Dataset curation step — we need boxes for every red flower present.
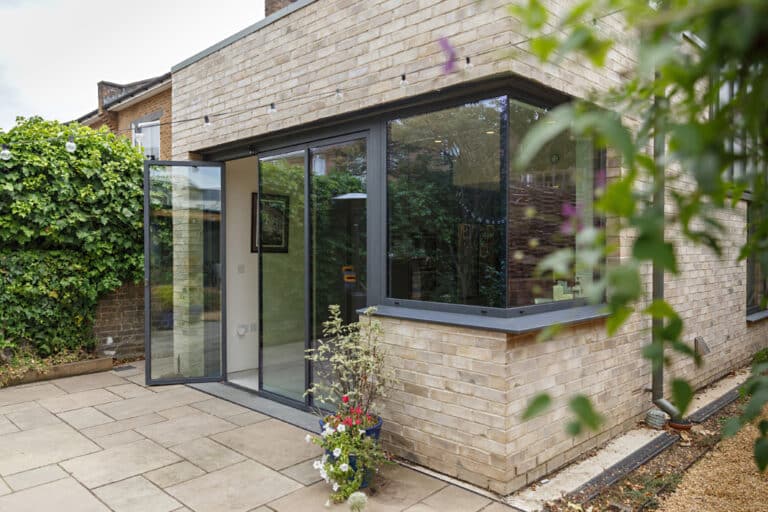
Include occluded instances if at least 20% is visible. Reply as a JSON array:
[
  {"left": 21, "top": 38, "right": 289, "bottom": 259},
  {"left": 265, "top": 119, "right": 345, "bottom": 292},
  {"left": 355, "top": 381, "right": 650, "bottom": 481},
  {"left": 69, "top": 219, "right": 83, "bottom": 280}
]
[{"left": 342, "top": 395, "right": 349, "bottom": 404}]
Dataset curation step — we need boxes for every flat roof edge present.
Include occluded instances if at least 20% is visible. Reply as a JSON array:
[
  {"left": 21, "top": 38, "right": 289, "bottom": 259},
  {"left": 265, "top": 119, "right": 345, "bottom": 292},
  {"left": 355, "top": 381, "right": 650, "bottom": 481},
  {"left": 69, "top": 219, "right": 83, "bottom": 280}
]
[{"left": 172, "top": 0, "right": 319, "bottom": 73}]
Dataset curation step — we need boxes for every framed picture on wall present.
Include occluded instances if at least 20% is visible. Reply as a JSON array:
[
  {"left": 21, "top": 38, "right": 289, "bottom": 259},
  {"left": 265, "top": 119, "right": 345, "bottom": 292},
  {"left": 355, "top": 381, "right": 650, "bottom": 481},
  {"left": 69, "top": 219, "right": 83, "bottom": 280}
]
[
  {"left": 260, "top": 194, "right": 290, "bottom": 253},
  {"left": 250, "top": 193, "right": 259, "bottom": 253}
]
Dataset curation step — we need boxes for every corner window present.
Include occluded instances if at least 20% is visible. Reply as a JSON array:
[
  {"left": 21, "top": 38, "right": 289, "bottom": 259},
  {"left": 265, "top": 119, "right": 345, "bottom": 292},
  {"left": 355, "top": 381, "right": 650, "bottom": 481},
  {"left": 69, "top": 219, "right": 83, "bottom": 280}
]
[
  {"left": 386, "top": 94, "right": 599, "bottom": 312},
  {"left": 133, "top": 121, "right": 160, "bottom": 160}
]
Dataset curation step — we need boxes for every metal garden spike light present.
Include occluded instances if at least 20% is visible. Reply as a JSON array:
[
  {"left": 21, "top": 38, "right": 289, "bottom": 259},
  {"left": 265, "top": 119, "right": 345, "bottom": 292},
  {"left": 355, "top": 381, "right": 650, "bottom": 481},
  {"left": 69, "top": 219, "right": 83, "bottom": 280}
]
[
  {"left": 65, "top": 135, "right": 77, "bottom": 153},
  {"left": 204, "top": 115, "right": 212, "bottom": 129},
  {"left": 399, "top": 74, "right": 408, "bottom": 87},
  {"left": 0, "top": 144, "right": 10, "bottom": 161},
  {"left": 267, "top": 102, "right": 277, "bottom": 114}
]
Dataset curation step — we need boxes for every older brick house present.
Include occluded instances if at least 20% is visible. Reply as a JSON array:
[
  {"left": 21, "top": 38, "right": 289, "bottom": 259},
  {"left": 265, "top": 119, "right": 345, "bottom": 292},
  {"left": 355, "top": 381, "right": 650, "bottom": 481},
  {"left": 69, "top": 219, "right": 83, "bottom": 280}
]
[
  {"left": 107, "top": 0, "right": 768, "bottom": 495},
  {"left": 75, "top": 72, "right": 172, "bottom": 360}
]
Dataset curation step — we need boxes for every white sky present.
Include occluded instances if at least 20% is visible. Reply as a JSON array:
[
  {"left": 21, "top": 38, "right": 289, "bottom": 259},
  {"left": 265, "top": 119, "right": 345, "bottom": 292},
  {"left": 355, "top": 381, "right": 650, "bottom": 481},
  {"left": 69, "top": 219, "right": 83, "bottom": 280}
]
[{"left": 0, "top": 0, "right": 266, "bottom": 130}]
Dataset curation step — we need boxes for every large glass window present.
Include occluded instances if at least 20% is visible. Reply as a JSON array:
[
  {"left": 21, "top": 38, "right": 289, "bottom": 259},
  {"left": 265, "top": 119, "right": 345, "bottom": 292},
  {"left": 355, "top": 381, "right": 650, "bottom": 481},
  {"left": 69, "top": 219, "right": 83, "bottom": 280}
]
[
  {"left": 386, "top": 95, "right": 597, "bottom": 311},
  {"left": 387, "top": 97, "right": 507, "bottom": 307}
]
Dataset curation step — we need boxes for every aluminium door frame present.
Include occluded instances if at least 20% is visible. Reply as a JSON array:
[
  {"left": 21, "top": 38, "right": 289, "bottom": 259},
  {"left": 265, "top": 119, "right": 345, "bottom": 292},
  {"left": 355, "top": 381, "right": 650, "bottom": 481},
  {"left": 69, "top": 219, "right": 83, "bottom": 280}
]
[{"left": 144, "top": 159, "right": 227, "bottom": 386}]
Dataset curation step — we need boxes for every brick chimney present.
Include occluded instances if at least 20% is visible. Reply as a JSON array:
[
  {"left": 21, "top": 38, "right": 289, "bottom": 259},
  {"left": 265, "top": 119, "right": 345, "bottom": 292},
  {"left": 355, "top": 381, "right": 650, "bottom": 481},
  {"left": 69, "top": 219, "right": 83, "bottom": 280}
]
[{"left": 265, "top": 0, "right": 298, "bottom": 17}]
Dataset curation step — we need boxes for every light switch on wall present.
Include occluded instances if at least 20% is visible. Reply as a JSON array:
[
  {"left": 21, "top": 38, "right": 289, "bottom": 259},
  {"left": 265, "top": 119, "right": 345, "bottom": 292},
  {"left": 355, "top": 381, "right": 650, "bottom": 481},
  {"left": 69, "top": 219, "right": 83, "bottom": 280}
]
[
  {"left": 237, "top": 264, "right": 246, "bottom": 274},
  {"left": 236, "top": 325, "right": 248, "bottom": 336}
]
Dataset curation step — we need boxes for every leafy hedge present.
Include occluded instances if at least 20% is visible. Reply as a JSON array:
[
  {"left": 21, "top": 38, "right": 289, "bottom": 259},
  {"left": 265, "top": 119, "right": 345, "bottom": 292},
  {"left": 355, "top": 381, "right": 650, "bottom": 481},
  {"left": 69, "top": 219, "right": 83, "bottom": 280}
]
[{"left": 0, "top": 117, "right": 144, "bottom": 355}]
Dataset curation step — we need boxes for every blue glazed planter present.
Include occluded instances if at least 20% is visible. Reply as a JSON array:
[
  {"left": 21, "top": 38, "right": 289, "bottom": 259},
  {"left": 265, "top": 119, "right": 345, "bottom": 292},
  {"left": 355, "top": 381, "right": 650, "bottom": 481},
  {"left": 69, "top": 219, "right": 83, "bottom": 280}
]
[{"left": 318, "top": 416, "right": 383, "bottom": 489}]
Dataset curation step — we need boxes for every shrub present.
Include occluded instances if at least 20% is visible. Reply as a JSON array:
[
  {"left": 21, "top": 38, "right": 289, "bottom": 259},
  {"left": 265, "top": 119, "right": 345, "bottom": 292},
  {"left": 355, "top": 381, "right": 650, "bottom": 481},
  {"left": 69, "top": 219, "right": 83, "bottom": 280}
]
[{"left": 0, "top": 117, "right": 143, "bottom": 355}]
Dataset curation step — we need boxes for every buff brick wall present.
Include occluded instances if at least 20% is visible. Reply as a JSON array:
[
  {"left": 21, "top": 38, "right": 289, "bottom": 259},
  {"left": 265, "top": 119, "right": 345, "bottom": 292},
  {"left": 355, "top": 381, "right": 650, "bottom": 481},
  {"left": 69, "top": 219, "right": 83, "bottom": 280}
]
[{"left": 169, "top": 0, "right": 768, "bottom": 495}]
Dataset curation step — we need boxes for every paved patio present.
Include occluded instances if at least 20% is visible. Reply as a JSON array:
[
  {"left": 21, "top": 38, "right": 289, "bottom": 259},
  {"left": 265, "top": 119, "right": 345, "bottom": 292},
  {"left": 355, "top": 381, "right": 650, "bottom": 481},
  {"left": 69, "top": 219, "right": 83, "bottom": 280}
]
[{"left": 0, "top": 365, "right": 512, "bottom": 512}]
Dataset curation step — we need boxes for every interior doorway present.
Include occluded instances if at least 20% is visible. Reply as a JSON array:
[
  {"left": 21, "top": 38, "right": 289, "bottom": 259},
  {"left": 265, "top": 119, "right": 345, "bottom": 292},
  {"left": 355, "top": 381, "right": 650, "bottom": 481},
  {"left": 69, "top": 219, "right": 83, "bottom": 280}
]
[{"left": 225, "top": 156, "right": 260, "bottom": 389}]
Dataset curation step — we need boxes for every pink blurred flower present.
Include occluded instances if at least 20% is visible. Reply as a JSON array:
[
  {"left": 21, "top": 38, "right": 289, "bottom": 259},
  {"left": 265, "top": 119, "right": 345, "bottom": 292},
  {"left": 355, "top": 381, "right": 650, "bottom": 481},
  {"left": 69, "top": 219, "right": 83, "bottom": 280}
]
[{"left": 439, "top": 37, "right": 457, "bottom": 74}]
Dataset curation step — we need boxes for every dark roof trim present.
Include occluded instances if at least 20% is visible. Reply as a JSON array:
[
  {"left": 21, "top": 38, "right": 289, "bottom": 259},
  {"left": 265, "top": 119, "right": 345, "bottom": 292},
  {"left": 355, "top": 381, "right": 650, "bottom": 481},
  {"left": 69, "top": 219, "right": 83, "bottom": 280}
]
[
  {"left": 102, "top": 72, "right": 172, "bottom": 110},
  {"left": 74, "top": 108, "right": 98, "bottom": 125},
  {"left": 172, "top": 0, "right": 318, "bottom": 73}
]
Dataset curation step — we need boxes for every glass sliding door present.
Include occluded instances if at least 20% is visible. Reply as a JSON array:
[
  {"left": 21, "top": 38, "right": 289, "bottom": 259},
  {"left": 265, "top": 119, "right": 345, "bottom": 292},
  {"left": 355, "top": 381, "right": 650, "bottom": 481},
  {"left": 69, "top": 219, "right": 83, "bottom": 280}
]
[
  {"left": 258, "top": 137, "right": 368, "bottom": 405},
  {"left": 310, "top": 139, "right": 367, "bottom": 337},
  {"left": 145, "top": 162, "right": 223, "bottom": 384},
  {"left": 259, "top": 151, "right": 307, "bottom": 401}
]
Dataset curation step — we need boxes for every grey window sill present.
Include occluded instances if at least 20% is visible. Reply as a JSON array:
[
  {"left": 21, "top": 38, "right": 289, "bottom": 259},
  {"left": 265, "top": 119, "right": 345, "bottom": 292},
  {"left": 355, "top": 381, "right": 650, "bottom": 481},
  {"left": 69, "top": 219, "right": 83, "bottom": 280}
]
[
  {"left": 367, "top": 304, "right": 608, "bottom": 334},
  {"left": 746, "top": 310, "right": 768, "bottom": 323}
]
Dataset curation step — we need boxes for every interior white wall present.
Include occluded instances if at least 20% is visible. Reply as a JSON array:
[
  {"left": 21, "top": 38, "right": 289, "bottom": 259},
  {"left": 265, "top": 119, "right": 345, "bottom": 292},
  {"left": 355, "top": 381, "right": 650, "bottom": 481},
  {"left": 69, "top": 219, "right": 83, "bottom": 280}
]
[{"left": 225, "top": 156, "right": 260, "bottom": 374}]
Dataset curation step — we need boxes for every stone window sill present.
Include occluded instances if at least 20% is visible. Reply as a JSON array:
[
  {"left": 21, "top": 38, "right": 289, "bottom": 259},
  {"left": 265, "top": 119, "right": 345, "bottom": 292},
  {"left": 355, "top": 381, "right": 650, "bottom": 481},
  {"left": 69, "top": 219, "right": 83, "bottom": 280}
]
[
  {"left": 746, "top": 310, "right": 768, "bottom": 323},
  {"left": 367, "top": 304, "right": 608, "bottom": 334}
]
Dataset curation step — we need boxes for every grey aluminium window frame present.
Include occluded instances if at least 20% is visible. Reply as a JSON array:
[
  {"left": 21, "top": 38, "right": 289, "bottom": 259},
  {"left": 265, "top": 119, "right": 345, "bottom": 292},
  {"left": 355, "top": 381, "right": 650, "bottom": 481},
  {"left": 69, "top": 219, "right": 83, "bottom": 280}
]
[{"left": 203, "top": 78, "right": 607, "bottom": 336}]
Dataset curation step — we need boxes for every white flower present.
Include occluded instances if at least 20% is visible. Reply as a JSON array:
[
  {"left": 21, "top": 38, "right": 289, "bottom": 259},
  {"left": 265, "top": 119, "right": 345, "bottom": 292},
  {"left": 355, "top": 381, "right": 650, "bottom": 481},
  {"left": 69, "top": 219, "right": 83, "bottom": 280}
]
[
  {"left": 305, "top": 434, "right": 312, "bottom": 443},
  {"left": 337, "top": 424, "right": 346, "bottom": 433},
  {"left": 332, "top": 482, "right": 340, "bottom": 492},
  {"left": 339, "top": 463, "right": 349, "bottom": 472},
  {"left": 332, "top": 447, "right": 342, "bottom": 458},
  {"left": 358, "top": 429, "right": 365, "bottom": 436},
  {"left": 313, "top": 460, "right": 322, "bottom": 470},
  {"left": 321, "top": 454, "right": 328, "bottom": 463},
  {"left": 324, "top": 499, "right": 331, "bottom": 508},
  {"left": 320, "top": 468, "right": 329, "bottom": 482},
  {"left": 348, "top": 491, "right": 368, "bottom": 512}
]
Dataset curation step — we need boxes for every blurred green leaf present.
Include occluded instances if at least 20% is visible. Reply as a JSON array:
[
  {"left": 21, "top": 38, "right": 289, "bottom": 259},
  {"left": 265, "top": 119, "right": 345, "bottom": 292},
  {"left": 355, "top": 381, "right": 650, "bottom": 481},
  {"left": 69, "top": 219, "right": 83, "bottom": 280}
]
[{"left": 522, "top": 393, "right": 552, "bottom": 420}]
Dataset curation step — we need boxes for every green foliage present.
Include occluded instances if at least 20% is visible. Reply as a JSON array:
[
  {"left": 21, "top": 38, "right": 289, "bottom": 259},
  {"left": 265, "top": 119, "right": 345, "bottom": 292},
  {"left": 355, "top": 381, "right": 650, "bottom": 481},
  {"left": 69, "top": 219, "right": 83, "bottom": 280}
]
[
  {"left": 305, "top": 306, "right": 394, "bottom": 417},
  {"left": 522, "top": 393, "right": 552, "bottom": 420},
  {"left": 0, "top": 117, "right": 143, "bottom": 355},
  {"left": 511, "top": 0, "right": 768, "bottom": 470}
]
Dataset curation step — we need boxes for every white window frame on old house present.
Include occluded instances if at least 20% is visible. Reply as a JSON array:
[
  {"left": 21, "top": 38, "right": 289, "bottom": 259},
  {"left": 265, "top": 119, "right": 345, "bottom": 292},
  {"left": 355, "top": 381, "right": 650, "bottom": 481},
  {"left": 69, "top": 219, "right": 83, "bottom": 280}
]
[{"left": 132, "top": 120, "right": 161, "bottom": 160}]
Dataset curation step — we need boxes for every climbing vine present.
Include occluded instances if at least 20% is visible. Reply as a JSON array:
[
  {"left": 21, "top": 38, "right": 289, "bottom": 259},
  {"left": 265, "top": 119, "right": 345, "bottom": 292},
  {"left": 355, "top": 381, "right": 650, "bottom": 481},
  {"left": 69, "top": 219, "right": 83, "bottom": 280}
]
[{"left": 0, "top": 117, "right": 144, "bottom": 356}]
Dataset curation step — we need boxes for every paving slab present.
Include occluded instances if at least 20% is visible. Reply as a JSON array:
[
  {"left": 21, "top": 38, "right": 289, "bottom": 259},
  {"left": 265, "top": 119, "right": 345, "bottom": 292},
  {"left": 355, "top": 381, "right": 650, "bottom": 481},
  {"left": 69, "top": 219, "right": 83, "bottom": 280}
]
[
  {"left": 107, "top": 383, "right": 154, "bottom": 399},
  {"left": 417, "top": 485, "right": 492, "bottom": 512},
  {"left": 228, "top": 410, "right": 270, "bottom": 426},
  {"left": 93, "top": 429, "right": 146, "bottom": 449},
  {"left": 94, "top": 475, "right": 181, "bottom": 512},
  {"left": 135, "top": 412, "right": 236, "bottom": 447},
  {"left": 364, "top": 464, "right": 447, "bottom": 512},
  {"left": 52, "top": 372, "right": 128, "bottom": 393},
  {"left": 111, "top": 365, "right": 144, "bottom": 378},
  {"left": 96, "top": 387, "right": 208, "bottom": 420},
  {"left": 212, "top": 418, "right": 322, "bottom": 470},
  {"left": 170, "top": 437, "right": 245, "bottom": 472},
  {"left": 58, "top": 406, "right": 115, "bottom": 429},
  {"left": 0, "top": 383, "right": 66, "bottom": 407},
  {"left": 0, "top": 415, "right": 19, "bottom": 435},
  {"left": 38, "top": 388, "right": 121, "bottom": 413},
  {"left": 81, "top": 412, "right": 166, "bottom": 438},
  {"left": 0, "top": 422, "right": 100, "bottom": 475},
  {"left": 280, "top": 458, "right": 324, "bottom": 486},
  {"left": 191, "top": 398, "right": 252, "bottom": 418},
  {"left": 144, "top": 461, "right": 206, "bottom": 488},
  {"left": 267, "top": 480, "right": 333, "bottom": 511},
  {"left": 4, "top": 464, "right": 68, "bottom": 491},
  {"left": 0, "top": 478, "right": 9, "bottom": 496},
  {"left": 5, "top": 405, "right": 61, "bottom": 430},
  {"left": 0, "top": 477, "right": 109, "bottom": 512},
  {"left": 167, "top": 459, "right": 302, "bottom": 512},
  {"left": 158, "top": 405, "right": 200, "bottom": 419},
  {"left": 61, "top": 438, "right": 181, "bottom": 488}
]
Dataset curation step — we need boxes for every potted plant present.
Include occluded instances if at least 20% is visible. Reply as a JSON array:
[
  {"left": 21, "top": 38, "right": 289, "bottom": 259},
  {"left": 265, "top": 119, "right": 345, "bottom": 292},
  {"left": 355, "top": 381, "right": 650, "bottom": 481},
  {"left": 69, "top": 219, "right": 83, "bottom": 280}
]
[{"left": 304, "top": 305, "right": 393, "bottom": 503}]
